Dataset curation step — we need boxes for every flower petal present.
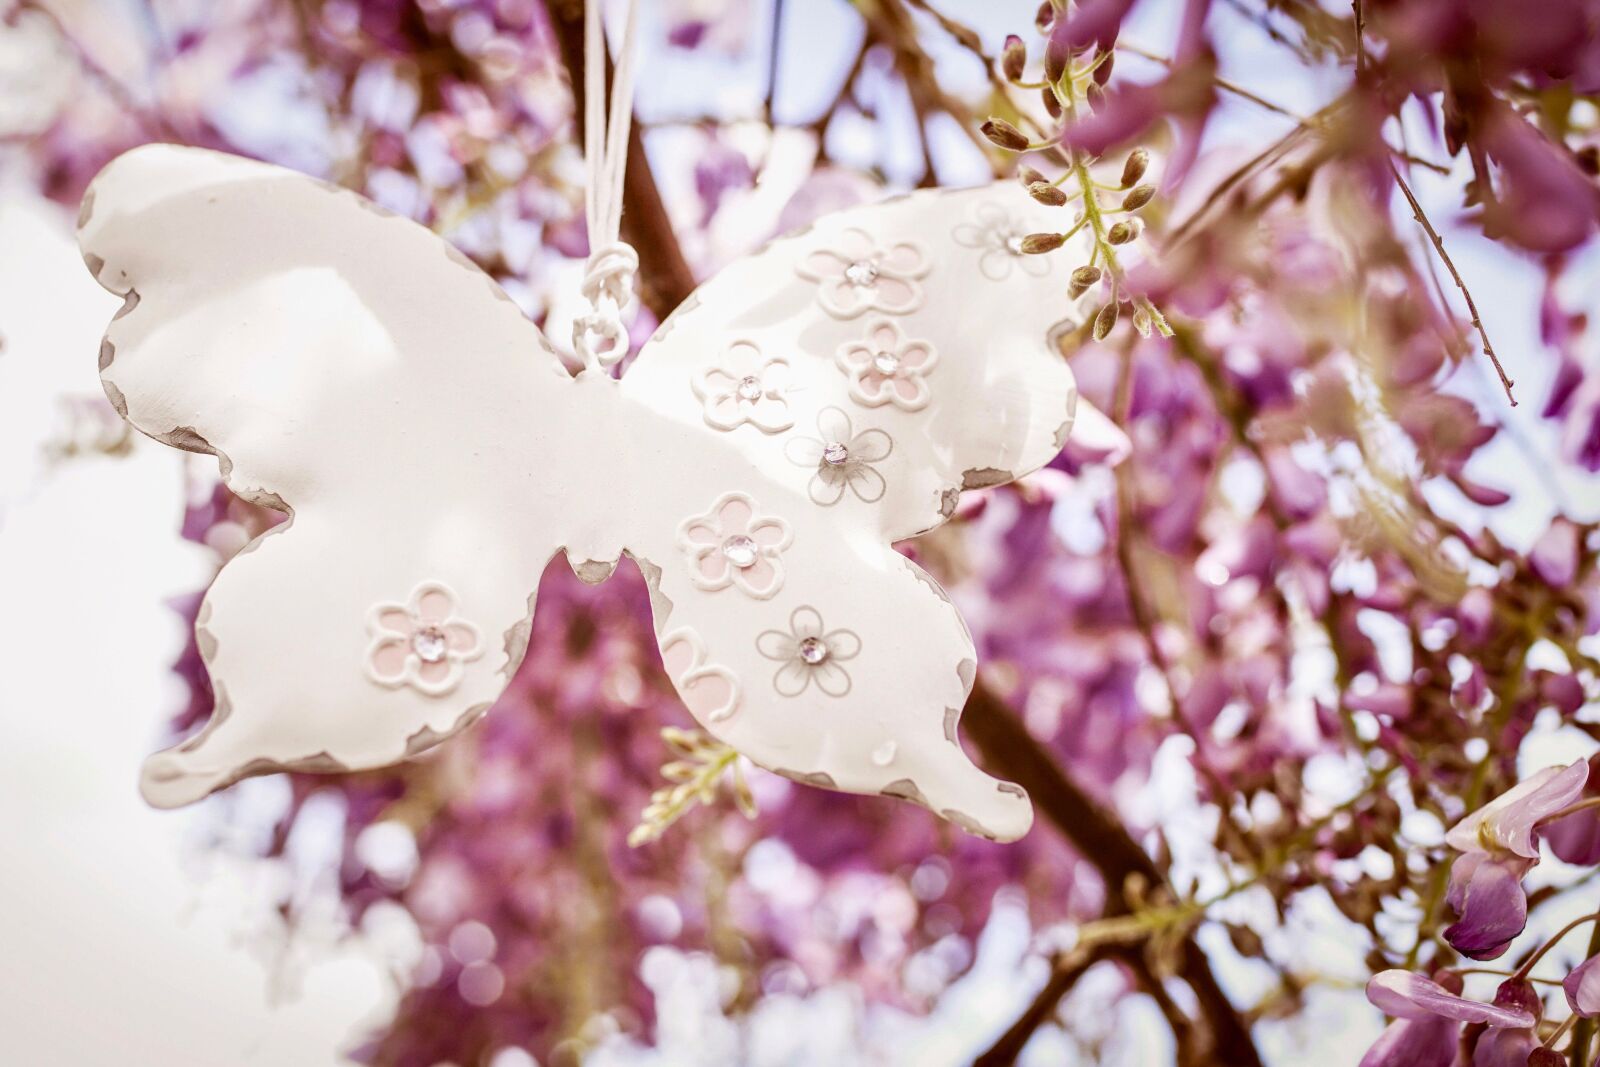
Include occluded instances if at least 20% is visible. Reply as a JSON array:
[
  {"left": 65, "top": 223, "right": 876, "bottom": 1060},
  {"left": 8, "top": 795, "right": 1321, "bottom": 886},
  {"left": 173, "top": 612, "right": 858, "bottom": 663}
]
[
  {"left": 413, "top": 586, "right": 454, "bottom": 625},
  {"left": 699, "top": 368, "right": 738, "bottom": 394},
  {"left": 790, "top": 606, "right": 824, "bottom": 640},
  {"left": 749, "top": 518, "right": 790, "bottom": 548},
  {"left": 373, "top": 607, "right": 412, "bottom": 637},
  {"left": 1447, "top": 759, "right": 1589, "bottom": 859},
  {"left": 444, "top": 620, "right": 480, "bottom": 655},
  {"left": 716, "top": 495, "right": 753, "bottom": 533},
  {"left": 1471, "top": 1027, "right": 1537, "bottom": 1067},
  {"left": 1566, "top": 955, "right": 1600, "bottom": 1017},
  {"left": 1366, "top": 970, "right": 1535, "bottom": 1027},
  {"left": 872, "top": 276, "right": 919, "bottom": 314},
  {"left": 892, "top": 376, "right": 928, "bottom": 406},
  {"left": 816, "top": 406, "right": 853, "bottom": 445},
  {"left": 734, "top": 555, "right": 781, "bottom": 599},
  {"left": 808, "top": 472, "right": 848, "bottom": 506},
  {"left": 697, "top": 549, "right": 730, "bottom": 584},
  {"left": 367, "top": 637, "right": 410, "bottom": 684},
  {"left": 785, "top": 435, "right": 824, "bottom": 468},
  {"left": 823, "top": 628, "right": 861, "bottom": 661},
  {"left": 898, "top": 341, "right": 935, "bottom": 371},
  {"left": 812, "top": 660, "right": 852, "bottom": 697},
  {"left": 1358, "top": 1017, "right": 1458, "bottom": 1067},
  {"left": 704, "top": 392, "right": 743, "bottom": 430},
  {"left": 978, "top": 249, "right": 1011, "bottom": 282},
  {"left": 756, "top": 630, "right": 797, "bottom": 661},
  {"left": 952, "top": 223, "right": 987, "bottom": 248},
  {"left": 774, "top": 659, "right": 812, "bottom": 697},
  {"left": 798, "top": 248, "right": 850, "bottom": 280},
  {"left": 748, "top": 397, "right": 793, "bottom": 433},
  {"left": 683, "top": 520, "right": 721, "bottom": 546},
  {"left": 1443, "top": 854, "right": 1531, "bottom": 960},
  {"left": 880, "top": 241, "right": 925, "bottom": 275},
  {"left": 846, "top": 463, "right": 887, "bottom": 503},
  {"left": 1546, "top": 805, "right": 1600, "bottom": 865},
  {"left": 849, "top": 428, "right": 893, "bottom": 463}
]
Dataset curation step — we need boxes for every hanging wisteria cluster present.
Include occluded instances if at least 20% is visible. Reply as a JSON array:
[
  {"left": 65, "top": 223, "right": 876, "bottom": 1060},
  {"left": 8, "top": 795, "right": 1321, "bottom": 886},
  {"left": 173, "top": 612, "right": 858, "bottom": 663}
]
[{"left": 6, "top": 0, "right": 1600, "bottom": 1064}]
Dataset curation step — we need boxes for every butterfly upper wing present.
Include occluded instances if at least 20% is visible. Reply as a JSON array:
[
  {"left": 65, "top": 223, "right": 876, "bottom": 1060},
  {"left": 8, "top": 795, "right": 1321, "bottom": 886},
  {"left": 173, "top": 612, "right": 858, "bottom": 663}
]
[
  {"left": 620, "top": 185, "right": 1094, "bottom": 841},
  {"left": 80, "top": 145, "right": 588, "bottom": 806}
]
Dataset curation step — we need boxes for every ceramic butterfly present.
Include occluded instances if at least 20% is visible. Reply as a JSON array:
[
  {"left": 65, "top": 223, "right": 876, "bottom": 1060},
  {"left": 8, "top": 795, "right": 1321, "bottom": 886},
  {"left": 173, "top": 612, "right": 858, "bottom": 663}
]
[{"left": 79, "top": 145, "right": 1093, "bottom": 842}]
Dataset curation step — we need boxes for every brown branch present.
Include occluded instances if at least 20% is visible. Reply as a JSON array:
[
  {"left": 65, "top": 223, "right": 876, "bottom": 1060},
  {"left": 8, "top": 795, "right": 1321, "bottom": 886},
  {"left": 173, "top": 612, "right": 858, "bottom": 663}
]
[
  {"left": 1388, "top": 160, "right": 1517, "bottom": 405},
  {"left": 963, "top": 682, "right": 1263, "bottom": 1067},
  {"left": 973, "top": 945, "right": 1107, "bottom": 1067}
]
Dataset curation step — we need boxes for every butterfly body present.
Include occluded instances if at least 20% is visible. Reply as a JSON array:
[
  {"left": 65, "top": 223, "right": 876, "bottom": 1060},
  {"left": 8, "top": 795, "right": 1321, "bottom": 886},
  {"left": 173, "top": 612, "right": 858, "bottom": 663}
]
[{"left": 82, "top": 145, "right": 1092, "bottom": 841}]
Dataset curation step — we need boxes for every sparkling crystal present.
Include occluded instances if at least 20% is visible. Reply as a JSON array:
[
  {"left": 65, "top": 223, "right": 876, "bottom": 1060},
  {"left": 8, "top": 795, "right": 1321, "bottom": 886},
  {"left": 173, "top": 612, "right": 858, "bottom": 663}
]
[
  {"left": 872, "top": 350, "right": 901, "bottom": 376},
  {"left": 720, "top": 534, "right": 758, "bottom": 569},
  {"left": 799, "top": 637, "right": 829, "bottom": 665},
  {"left": 822, "top": 442, "right": 850, "bottom": 467},
  {"left": 1004, "top": 233, "right": 1025, "bottom": 255},
  {"left": 843, "top": 260, "right": 879, "bottom": 287},
  {"left": 412, "top": 626, "right": 448, "bottom": 663},
  {"left": 736, "top": 375, "right": 762, "bottom": 401}
]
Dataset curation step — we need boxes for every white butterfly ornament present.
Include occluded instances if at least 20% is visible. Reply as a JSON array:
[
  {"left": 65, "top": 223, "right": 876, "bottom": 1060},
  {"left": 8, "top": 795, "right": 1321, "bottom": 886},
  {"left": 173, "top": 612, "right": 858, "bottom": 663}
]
[{"left": 79, "top": 145, "right": 1093, "bottom": 842}]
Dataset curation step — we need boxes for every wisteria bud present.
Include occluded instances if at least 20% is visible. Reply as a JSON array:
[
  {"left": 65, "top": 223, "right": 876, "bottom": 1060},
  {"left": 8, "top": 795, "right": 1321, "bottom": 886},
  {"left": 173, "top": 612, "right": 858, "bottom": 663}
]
[
  {"left": 1045, "top": 34, "right": 1068, "bottom": 85},
  {"left": 1068, "top": 265, "right": 1102, "bottom": 298},
  {"left": 1020, "top": 232, "right": 1066, "bottom": 254},
  {"left": 1107, "top": 218, "right": 1143, "bottom": 245},
  {"left": 1094, "top": 50, "right": 1116, "bottom": 86},
  {"left": 1041, "top": 86, "right": 1062, "bottom": 120},
  {"left": 1002, "top": 35, "right": 1027, "bottom": 82},
  {"left": 1027, "top": 181, "right": 1068, "bottom": 207},
  {"left": 1121, "top": 184, "right": 1156, "bottom": 211},
  {"left": 1132, "top": 304, "right": 1153, "bottom": 338},
  {"left": 1018, "top": 165, "right": 1047, "bottom": 187},
  {"left": 1529, "top": 1050, "right": 1564, "bottom": 1067},
  {"left": 1093, "top": 301, "right": 1120, "bottom": 340},
  {"left": 1121, "top": 148, "right": 1149, "bottom": 188},
  {"left": 981, "top": 118, "right": 1029, "bottom": 152},
  {"left": 1035, "top": 0, "right": 1054, "bottom": 33},
  {"left": 1086, "top": 82, "right": 1105, "bottom": 109}
]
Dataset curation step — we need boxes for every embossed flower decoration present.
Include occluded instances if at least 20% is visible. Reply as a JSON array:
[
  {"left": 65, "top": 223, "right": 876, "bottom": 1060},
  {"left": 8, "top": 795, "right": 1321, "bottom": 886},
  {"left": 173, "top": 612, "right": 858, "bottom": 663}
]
[
  {"left": 756, "top": 605, "right": 861, "bottom": 697},
  {"left": 365, "top": 581, "right": 484, "bottom": 696},
  {"left": 795, "top": 226, "right": 928, "bottom": 318},
  {"left": 836, "top": 318, "right": 938, "bottom": 411},
  {"left": 676, "top": 491, "right": 792, "bottom": 599},
  {"left": 783, "top": 406, "right": 893, "bottom": 505},
  {"left": 953, "top": 201, "right": 1050, "bottom": 282},
  {"left": 692, "top": 340, "right": 792, "bottom": 433}
]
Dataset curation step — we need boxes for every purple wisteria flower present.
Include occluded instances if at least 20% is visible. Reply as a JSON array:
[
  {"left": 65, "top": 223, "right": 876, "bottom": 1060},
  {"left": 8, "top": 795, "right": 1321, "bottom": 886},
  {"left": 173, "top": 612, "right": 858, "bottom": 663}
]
[
  {"left": 1443, "top": 759, "right": 1589, "bottom": 959},
  {"left": 1568, "top": 954, "right": 1600, "bottom": 1018},
  {"left": 1362, "top": 970, "right": 1538, "bottom": 1067}
]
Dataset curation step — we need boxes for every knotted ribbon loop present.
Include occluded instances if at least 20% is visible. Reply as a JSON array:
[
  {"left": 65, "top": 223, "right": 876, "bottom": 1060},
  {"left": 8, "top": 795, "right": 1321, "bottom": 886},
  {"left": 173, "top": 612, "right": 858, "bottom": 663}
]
[
  {"left": 572, "top": 0, "right": 641, "bottom": 375},
  {"left": 572, "top": 241, "right": 639, "bottom": 366}
]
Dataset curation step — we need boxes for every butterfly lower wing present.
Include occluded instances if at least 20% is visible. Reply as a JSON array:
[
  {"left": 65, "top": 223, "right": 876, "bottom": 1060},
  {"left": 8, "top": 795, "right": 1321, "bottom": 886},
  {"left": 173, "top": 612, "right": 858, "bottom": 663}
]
[
  {"left": 80, "top": 145, "right": 571, "bottom": 805},
  {"left": 631, "top": 486, "right": 1031, "bottom": 841}
]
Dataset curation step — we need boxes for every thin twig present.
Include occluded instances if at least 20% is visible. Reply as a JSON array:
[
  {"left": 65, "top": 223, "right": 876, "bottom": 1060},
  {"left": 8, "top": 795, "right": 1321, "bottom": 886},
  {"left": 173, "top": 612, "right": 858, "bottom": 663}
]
[{"left": 1388, "top": 160, "right": 1517, "bottom": 405}]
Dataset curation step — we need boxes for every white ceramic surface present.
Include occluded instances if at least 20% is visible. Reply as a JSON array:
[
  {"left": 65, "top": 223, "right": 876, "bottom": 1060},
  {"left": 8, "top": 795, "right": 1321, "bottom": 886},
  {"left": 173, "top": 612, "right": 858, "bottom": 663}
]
[{"left": 79, "top": 145, "right": 1093, "bottom": 841}]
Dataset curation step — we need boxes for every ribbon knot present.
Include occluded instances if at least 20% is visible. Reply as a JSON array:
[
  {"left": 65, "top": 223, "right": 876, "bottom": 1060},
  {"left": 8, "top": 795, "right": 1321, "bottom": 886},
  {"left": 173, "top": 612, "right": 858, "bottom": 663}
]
[{"left": 572, "top": 241, "right": 639, "bottom": 367}]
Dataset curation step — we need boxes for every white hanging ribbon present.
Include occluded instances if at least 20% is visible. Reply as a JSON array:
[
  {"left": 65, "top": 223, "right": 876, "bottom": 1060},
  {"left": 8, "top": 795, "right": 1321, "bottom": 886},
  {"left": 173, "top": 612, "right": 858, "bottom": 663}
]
[{"left": 572, "top": 0, "right": 642, "bottom": 373}]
